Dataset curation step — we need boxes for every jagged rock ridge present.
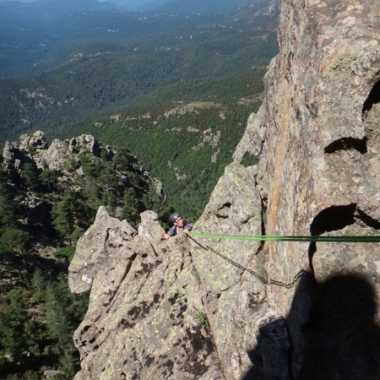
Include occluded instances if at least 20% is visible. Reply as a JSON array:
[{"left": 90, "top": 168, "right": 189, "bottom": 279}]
[
  {"left": 69, "top": 1, "right": 380, "bottom": 379},
  {"left": 0, "top": 130, "right": 164, "bottom": 292},
  {"left": 3, "top": 130, "right": 106, "bottom": 174},
  {"left": 69, "top": 208, "right": 223, "bottom": 379}
]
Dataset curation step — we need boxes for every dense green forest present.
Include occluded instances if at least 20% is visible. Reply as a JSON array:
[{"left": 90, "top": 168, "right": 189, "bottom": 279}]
[
  {"left": 0, "top": 273, "right": 87, "bottom": 380},
  {"left": 43, "top": 68, "right": 264, "bottom": 220},
  {"left": 0, "top": 138, "right": 162, "bottom": 379}
]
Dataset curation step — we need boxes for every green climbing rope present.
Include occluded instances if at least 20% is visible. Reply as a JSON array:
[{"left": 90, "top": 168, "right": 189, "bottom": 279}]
[{"left": 190, "top": 232, "right": 380, "bottom": 243}]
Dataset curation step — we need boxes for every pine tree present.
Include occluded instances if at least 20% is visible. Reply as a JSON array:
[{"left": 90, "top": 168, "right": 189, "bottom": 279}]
[
  {"left": 22, "top": 161, "right": 41, "bottom": 191},
  {"left": 122, "top": 188, "right": 139, "bottom": 224},
  {"left": 0, "top": 289, "right": 30, "bottom": 362},
  {"left": 31, "top": 269, "right": 45, "bottom": 303},
  {"left": 0, "top": 228, "right": 29, "bottom": 254},
  {"left": 44, "top": 276, "right": 86, "bottom": 378},
  {"left": 0, "top": 171, "right": 16, "bottom": 228},
  {"left": 52, "top": 193, "right": 76, "bottom": 239},
  {"left": 39, "top": 169, "right": 59, "bottom": 193}
]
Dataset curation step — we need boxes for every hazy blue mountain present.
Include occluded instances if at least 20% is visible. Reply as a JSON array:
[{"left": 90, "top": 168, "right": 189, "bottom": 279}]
[
  {"left": 0, "top": 0, "right": 278, "bottom": 78},
  {"left": 100, "top": 0, "right": 170, "bottom": 11},
  {"left": 0, "top": 0, "right": 117, "bottom": 77},
  {"left": 103, "top": 0, "right": 256, "bottom": 13}
]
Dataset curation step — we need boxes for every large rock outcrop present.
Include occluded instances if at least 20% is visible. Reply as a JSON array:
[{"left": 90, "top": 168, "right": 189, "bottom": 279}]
[
  {"left": 69, "top": 208, "right": 223, "bottom": 380},
  {"left": 2, "top": 130, "right": 106, "bottom": 173},
  {"left": 69, "top": 1, "right": 380, "bottom": 379}
]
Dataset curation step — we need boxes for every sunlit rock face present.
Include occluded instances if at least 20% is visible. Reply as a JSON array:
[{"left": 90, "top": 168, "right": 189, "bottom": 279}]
[
  {"left": 69, "top": 1, "right": 380, "bottom": 379},
  {"left": 69, "top": 208, "right": 223, "bottom": 380}
]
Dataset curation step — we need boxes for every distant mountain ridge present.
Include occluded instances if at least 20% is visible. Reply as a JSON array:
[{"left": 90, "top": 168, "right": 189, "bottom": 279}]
[
  {"left": 105, "top": 0, "right": 170, "bottom": 11},
  {"left": 0, "top": 0, "right": 278, "bottom": 137},
  {"left": 0, "top": 0, "right": 278, "bottom": 79}
]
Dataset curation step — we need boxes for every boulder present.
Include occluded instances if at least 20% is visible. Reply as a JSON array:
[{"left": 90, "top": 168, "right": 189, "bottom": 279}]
[
  {"left": 69, "top": 207, "right": 136, "bottom": 294},
  {"left": 40, "top": 139, "right": 70, "bottom": 171},
  {"left": 2, "top": 141, "right": 15, "bottom": 168},
  {"left": 18, "top": 130, "right": 48, "bottom": 151},
  {"left": 138, "top": 210, "right": 165, "bottom": 244},
  {"left": 69, "top": 135, "right": 99, "bottom": 156}
]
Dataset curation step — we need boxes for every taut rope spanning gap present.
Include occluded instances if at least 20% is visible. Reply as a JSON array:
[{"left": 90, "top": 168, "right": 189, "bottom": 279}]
[
  {"left": 190, "top": 232, "right": 380, "bottom": 243},
  {"left": 186, "top": 233, "right": 306, "bottom": 289}
]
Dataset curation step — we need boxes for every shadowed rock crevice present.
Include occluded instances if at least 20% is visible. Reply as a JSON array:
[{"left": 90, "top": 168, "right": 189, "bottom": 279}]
[
  {"left": 308, "top": 204, "right": 357, "bottom": 274},
  {"left": 215, "top": 202, "right": 232, "bottom": 219},
  {"left": 307, "top": 205, "right": 380, "bottom": 277},
  {"left": 356, "top": 209, "right": 380, "bottom": 230},
  {"left": 243, "top": 273, "right": 380, "bottom": 380},
  {"left": 363, "top": 80, "right": 380, "bottom": 119},
  {"left": 307, "top": 204, "right": 379, "bottom": 238},
  {"left": 324, "top": 137, "right": 368, "bottom": 154},
  {"left": 298, "top": 273, "right": 380, "bottom": 380},
  {"left": 255, "top": 195, "right": 268, "bottom": 257},
  {"left": 310, "top": 204, "right": 357, "bottom": 236}
]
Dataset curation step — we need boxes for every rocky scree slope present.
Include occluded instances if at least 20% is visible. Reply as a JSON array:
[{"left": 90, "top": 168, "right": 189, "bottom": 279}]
[{"left": 69, "top": 1, "right": 380, "bottom": 379}]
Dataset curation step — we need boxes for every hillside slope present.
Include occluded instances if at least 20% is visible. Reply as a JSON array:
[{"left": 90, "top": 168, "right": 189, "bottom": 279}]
[
  {"left": 0, "top": 1, "right": 279, "bottom": 221},
  {"left": 68, "top": 1, "right": 380, "bottom": 380},
  {"left": 68, "top": 71, "right": 263, "bottom": 219},
  {"left": 0, "top": 13, "right": 277, "bottom": 139},
  {"left": 0, "top": 0, "right": 278, "bottom": 220}
]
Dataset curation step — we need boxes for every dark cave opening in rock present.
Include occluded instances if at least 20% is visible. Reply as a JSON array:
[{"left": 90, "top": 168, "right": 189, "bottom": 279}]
[
  {"left": 310, "top": 204, "right": 357, "bottom": 236},
  {"left": 324, "top": 137, "right": 368, "bottom": 154},
  {"left": 308, "top": 204, "right": 357, "bottom": 275},
  {"left": 363, "top": 80, "right": 380, "bottom": 119}
]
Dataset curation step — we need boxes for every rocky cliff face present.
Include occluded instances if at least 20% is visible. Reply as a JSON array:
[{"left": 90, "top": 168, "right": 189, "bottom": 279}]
[{"left": 69, "top": 1, "right": 380, "bottom": 379}]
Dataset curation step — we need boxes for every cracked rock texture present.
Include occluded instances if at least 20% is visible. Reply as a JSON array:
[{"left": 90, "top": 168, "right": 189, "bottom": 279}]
[
  {"left": 70, "top": 208, "right": 223, "bottom": 380},
  {"left": 69, "top": 1, "right": 380, "bottom": 379}
]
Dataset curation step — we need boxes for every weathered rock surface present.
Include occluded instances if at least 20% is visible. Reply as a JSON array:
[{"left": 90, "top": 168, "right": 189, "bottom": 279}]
[
  {"left": 42, "top": 138, "right": 72, "bottom": 171},
  {"left": 2, "top": 141, "right": 16, "bottom": 168},
  {"left": 69, "top": 134, "right": 99, "bottom": 156},
  {"left": 69, "top": 1, "right": 380, "bottom": 380},
  {"left": 19, "top": 130, "right": 48, "bottom": 151},
  {"left": 2, "top": 130, "right": 109, "bottom": 173},
  {"left": 70, "top": 208, "right": 223, "bottom": 380}
]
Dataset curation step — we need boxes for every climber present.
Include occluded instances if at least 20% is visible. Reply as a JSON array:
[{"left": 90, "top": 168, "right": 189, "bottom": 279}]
[{"left": 163, "top": 213, "right": 193, "bottom": 239}]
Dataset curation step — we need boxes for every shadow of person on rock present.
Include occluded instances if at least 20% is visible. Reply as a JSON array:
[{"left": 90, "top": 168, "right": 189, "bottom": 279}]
[
  {"left": 243, "top": 317, "right": 293, "bottom": 380},
  {"left": 242, "top": 272, "right": 380, "bottom": 380}
]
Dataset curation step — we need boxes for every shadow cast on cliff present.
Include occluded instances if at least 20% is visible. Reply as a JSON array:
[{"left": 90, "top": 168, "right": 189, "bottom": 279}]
[{"left": 242, "top": 272, "right": 380, "bottom": 380}]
